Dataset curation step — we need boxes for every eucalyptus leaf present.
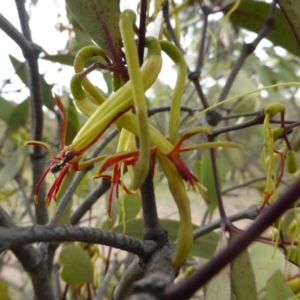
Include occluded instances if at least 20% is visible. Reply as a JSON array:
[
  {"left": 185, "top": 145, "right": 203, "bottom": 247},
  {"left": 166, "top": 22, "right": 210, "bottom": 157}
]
[
  {"left": 9, "top": 55, "right": 26, "bottom": 84},
  {"left": 66, "top": 0, "right": 122, "bottom": 59},
  {"left": 223, "top": 1, "right": 300, "bottom": 57},
  {"left": 231, "top": 245, "right": 258, "bottom": 300},
  {"left": 249, "top": 243, "right": 284, "bottom": 297},
  {"left": 0, "top": 146, "right": 27, "bottom": 187},
  {"left": 266, "top": 270, "right": 294, "bottom": 300},
  {"left": 194, "top": 150, "right": 228, "bottom": 213},
  {"left": 206, "top": 233, "right": 231, "bottom": 300},
  {"left": 275, "top": 0, "right": 300, "bottom": 49},
  {"left": 6, "top": 99, "right": 29, "bottom": 135},
  {"left": 0, "top": 97, "right": 14, "bottom": 122},
  {"left": 66, "top": 99, "right": 80, "bottom": 145},
  {"left": 59, "top": 244, "right": 94, "bottom": 285}
]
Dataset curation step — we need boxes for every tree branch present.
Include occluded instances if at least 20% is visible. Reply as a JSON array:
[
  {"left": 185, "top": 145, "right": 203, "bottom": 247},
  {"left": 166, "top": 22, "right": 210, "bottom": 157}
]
[
  {"left": 164, "top": 174, "right": 300, "bottom": 299},
  {"left": 0, "top": 206, "right": 55, "bottom": 300},
  {"left": 124, "top": 242, "right": 176, "bottom": 300},
  {"left": 193, "top": 205, "right": 259, "bottom": 239},
  {"left": 12, "top": 0, "right": 48, "bottom": 225},
  {"left": 217, "top": 2, "right": 276, "bottom": 103},
  {"left": 0, "top": 225, "right": 157, "bottom": 258}
]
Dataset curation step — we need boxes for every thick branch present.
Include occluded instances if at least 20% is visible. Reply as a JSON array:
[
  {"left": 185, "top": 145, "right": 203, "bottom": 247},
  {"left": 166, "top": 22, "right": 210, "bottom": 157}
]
[
  {"left": 0, "top": 225, "right": 157, "bottom": 258},
  {"left": 124, "top": 242, "right": 176, "bottom": 300},
  {"left": 140, "top": 170, "right": 166, "bottom": 241},
  {"left": 0, "top": 206, "right": 54, "bottom": 300},
  {"left": 0, "top": 13, "right": 41, "bottom": 59},
  {"left": 164, "top": 175, "right": 300, "bottom": 299}
]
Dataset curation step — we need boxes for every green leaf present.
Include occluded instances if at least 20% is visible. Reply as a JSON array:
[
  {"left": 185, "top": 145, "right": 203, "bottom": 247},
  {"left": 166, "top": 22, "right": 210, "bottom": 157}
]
[
  {"left": 249, "top": 243, "right": 284, "bottom": 297},
  {"left": 59, "top": 244, "right": 94, "bottom": 285},
  {"left": 0, "top": 279, "right": 9, "bottom": 300},
  {"left": 103, "top": 71, "right": 113, "bottom": 97},
  {"left": 9, "top": 55, "right": 27, "bottom": 84},
  {"left": 41, "top": 78, "right": 55, "bottom": 112},
  {"left": 6, "top": 99, "right": 29, "bottom": 135},
  {"left": 232, "top": 246, "right": 258, "bottom": 300},
  {"left": 0, "top": 146, "right": 27, "bottom": 187},
  {"left": 41, "top": 53, "right": 106, "bottom": 67},
  {"left": 194, "top": 150, "right": 228, "bottom": 212},
  {"left": 206, "top": 233, "right": 231, "bottom": 300},
  {"left": 118, "top": 193, "right": 141, "bottom": 224},
  {"left": 194, "top": 154, "right": 217, "bottom": 212},
  {"left": 276, "top": 0, "right": 300, "bottom": 49},
  {"left": 286, "top": 248, "right": 300, "bottom": 266},
  {"left": 9, "top": 55, "right": 55, "bottom": 112},
  {"left": 251, "top": 60, "right": 277, "bottom": 99},
  {"left": 0, "top": 97, "right": 14, "bottom": 122},
  {"left": 224, "top": 147, "right": 244, "bottom": 170},
  {"left": 66, "top": 99, "right": 80, "bottom": 145},
  {"left": 224, "top": 1, "right": 300, "bottom": 57},
  {"left": 66, "top": 0, "right": 122, "bottom": 59},
  {"left": 41, "top": 54, "right": 77, "bottom": 66},
  {"left": 112, "top": 219, "right": 219, "bottom": 259},
  {"left": 266, "top": 270, "right": 294, "bottom": 300},
  {"left": 281, "top": 210, "right": 296, "bottom": 241}
]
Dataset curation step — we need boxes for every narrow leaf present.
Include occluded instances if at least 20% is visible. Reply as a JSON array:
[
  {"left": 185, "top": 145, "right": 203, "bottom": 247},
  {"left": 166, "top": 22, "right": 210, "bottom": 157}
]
[
  {"left": 41, "top": 78, "right": 55, "bottom": 112},
  {"left": 206, "top": 233, "right": 231, "bottom": 300},
  {"left": 266, "top": 270, "right": 294, "bottom": 300},
  {"left": 118, "top": 193, "right": 141, "bottom": 223},
  {"left": 0, "top": 146, "right": 27, "bottom": 187},
  {"left": 0, "top": 97, "right": 14, "bottom": 122},
  {"left": 232, "top": 246, "right": 258, "bottom": 300},
  {"left": 194, "top": 150, "right": 228, "bottom": 212},
  {"left": 6, "top": 99, "right": 29, "bottom": 135},
  {"left": 66, "top": 99, "right": 80, "bottom": 145},
  {"left": 9, "top": 55, "right": 27, "bottom": 84}
]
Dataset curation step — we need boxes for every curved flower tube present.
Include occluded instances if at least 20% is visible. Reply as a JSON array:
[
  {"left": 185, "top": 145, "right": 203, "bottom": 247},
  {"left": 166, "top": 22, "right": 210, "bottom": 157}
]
[{"left": 120, "top": 11, "right": 151, "bottom": 190}]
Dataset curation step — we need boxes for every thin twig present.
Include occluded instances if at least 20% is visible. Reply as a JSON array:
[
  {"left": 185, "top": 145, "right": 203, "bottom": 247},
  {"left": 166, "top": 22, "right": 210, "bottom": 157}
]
[
  {"left": 162, "top": 1, "right": 182, "bottom": 51},
  {"left": 217, "top": 2, "right": 277, "bottom": 103},
  {"left": 15, "top": 175, "right": 36, "bottom": 224},
  {"left": 193, "top": 205, "right": 259, "bottom": 239},
  {"left": 95, "top": 260, "right": 120, "bottom": 300},
  {"left": 222, "top": 176, "right": 267, "bottom": 195},
  {"left": 195, "top": 5, "right": 211, "bottom": 73}
]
